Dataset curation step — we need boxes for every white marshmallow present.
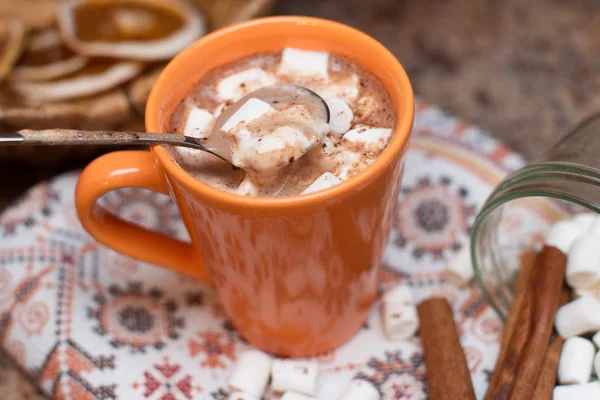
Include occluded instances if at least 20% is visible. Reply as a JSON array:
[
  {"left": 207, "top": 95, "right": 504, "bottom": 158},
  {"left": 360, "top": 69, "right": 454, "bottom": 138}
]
[
  {"left": 271, "top": 359, "right": 319, "bottom": 396},
  {"left": 221, "top": 98, "right": 272, "bottom": 132},
  {"left": 302, "top": 172, "right": 342, "bottom": 195},
  {"left": 381, "top": 284, "right": 419, "bottom": 340},
  {"left": 572, "top": 213, "right": 599, "bottom": 233},
  {"left": 338, "top": 379, "right": 380, "bottom": 400},
  {"left": 278, "top": 48, "right": 329, "bottom": 80},
  {"left": 315, "top": 74, "right": 360, "bottom": 103},
  {"left": 574, "top": 286, "right": 600, "bottom": 299},
  {"left": 236, "top": 176, "right": 259, "bottom": 196},
  {"left": 216, "top": 68, "right": 277, "bottom": 101},
  {"left": 382, "top": 304, "right": 419, "bottom": 340},
  {"left": 594, "top": 350, "right": 600, "bottom": 377},
  {"left": 383, "top": 283, "right": 414, "bottom": 306},
  {"left": 213, "top": 103, "right": 227, "bottom": 118},
  {"left": 227, "top": 392, "right": 258, "bottom": 400},
  {"left": 545, "top": 219, "right": 584, "bottom": 254},
  {"left": 566, "top": 235, "right": 600, "bottom": 289},
  {"left": 183, "top": 107, "right": 215, "bottom": 139},
  {"left": 593, "top": 331, "right": 600, "bottom": 348},
  {"left": 332, "top": 150, "right": 362, "bottom": 181},
  {"left": 326, "top": 98, "right": 353, "bottom": 135},
  {"left": 555, "top": 296, "right": 600, "bottom": 338},
  {"left": 227, "top": 350, "right": 272, "bottom": 398},
  {"left": 280, "top": 392, "right": 315, "bottom": 400},
  {"left": 257, "top": 126, "right": 310, "bottom": 154},
  {"left": 343, "top": 126, "right": 393, "bottom": 151},
  {"left": 553, "top": 381, "right": 600, "bottom": 400},
  {"left": 442, "top": 245, "right": 473, "bottom": 287},
  {"left": 589, "top": 217, "right": 600, "bottom": 236},
  {"left": 574, "top": 280, "right": 600, "bottom": 299},
  {"left": 558, "top": 337, "right": 595, "bottom": 384}
]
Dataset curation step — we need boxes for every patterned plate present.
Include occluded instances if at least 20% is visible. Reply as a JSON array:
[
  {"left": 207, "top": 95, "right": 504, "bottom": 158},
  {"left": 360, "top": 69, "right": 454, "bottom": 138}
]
[{"left": 0, "top": 100, "right": 561, "bottom": 399}]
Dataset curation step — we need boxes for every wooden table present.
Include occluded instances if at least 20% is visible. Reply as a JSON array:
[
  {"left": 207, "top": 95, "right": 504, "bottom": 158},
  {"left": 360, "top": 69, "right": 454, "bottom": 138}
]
[{"left": 1, "top": 0, "right": 598, "bottom": 396}]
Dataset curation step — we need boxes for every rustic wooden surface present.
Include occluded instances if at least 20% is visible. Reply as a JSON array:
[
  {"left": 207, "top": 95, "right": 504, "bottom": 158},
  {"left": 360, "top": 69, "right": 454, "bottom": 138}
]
[
  {"left": 276, "top": 0, "right": 600, "bottom": 158},
  {"left": 1, "top": 0, "right": 597, "bottom": 396}
]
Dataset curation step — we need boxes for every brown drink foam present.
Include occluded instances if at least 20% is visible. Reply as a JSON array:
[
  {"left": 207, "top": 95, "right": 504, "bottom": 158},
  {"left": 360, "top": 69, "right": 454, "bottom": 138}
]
[{"left": 168, "top": 50, "right": 395, "bottom": 197}]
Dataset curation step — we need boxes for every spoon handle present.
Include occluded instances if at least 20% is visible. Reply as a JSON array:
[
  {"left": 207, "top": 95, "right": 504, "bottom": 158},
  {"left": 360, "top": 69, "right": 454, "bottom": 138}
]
[
  {"left": 5, "top": 129, "right": 186, "bottom": 147},
  {"left": 0, "top": 129, "right": 233, "bottom": 165}
]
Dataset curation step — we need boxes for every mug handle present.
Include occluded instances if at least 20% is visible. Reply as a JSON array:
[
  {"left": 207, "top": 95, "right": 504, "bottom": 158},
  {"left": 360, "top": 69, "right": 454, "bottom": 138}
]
[{"left": 75, "top": 150, "right": 210, "bottom": 284}]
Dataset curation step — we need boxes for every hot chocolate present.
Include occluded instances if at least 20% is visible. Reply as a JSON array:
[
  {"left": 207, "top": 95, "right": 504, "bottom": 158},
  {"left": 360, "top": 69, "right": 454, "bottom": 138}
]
[{"left": 168, "top": 47, "right": 395, "bottom": 196}]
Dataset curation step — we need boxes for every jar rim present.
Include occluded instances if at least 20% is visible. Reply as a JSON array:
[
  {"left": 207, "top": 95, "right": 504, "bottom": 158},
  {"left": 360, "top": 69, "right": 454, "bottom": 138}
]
[{"left": 471, "top": 161, "right": 596, "bottom": 320}]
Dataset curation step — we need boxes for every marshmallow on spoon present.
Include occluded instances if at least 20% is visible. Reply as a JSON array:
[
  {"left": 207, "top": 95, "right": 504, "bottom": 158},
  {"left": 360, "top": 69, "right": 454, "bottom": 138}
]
[
  {"left": 216, "top": 67, "right": 277, "bottom": 101},
  {"left": 442, "top": 245, "right": 473, "bottom": 287},
  {"left": 558, "top": 337, "right": 595, "bottom": 384},
  {"left": 278, "top": 48, "right": 329, "bottom": 80},
  {"left": 566, "top": 235, "right": 600, "bottom": 289},
  {"left": 326, "top": 98, "right": 353, "bottom": 135},
  {"left": 221, "top": 98, "right": 272, "bottom": 132},
  {"left": 338, "top": 379, "right": 380, "bottom": 400},
  {"left": 545, "top": 219, "right": 584, "bottom": 254},
  {"left": 271, "top": 359, "right": 319, "bottom": 396},
  {"left": 222, "top": 99, "right": 328, "bottom": 171},
  {"left": 553, "top": 381, "right": 600, "bottom": 400},
  {"left": 302, "top": 172, "right": 341, "bottom": 195},
  {"left": 555, "top": 296, "right": 600, "bottom": 338},
  {"left": 381, "top": 284, "right": 419, "bottom": 340},
  {"left": 227, "top": 350, "right": 272, "bottom": 398}
]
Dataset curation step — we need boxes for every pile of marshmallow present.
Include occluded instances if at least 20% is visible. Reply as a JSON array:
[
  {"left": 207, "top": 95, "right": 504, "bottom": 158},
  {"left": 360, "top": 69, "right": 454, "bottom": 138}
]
[
  {"left": 179, "top": 47, "right": 393, "bottom": 194},
  {"left": 441, "top": 211, "right": 600, "bottom": 398},
  {"left": 540, "top": 213, "right": 600, "bottom": 399},
  {"left": 226, "top": 351, "right": 378, "bottom": 400},
  {"left": 225, "top": 284, "right": 419, "bottom": 399}
]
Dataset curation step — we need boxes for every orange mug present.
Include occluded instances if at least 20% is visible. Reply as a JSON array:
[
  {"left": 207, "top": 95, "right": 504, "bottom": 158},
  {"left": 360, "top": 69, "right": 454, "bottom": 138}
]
[{"left": 75, "top": 16, "right": 414, "bottom": 356}]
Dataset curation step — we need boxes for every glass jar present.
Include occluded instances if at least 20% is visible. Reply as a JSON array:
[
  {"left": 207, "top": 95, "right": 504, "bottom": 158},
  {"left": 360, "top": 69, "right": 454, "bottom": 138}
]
[{"left": 472, "top": 113, "right": 600, "bottom": 320}]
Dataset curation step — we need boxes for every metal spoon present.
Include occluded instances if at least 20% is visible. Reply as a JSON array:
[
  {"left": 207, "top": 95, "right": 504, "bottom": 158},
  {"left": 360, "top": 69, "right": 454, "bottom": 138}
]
[{"left": 0, "top": 85, "right": 330, "bottom": 167}]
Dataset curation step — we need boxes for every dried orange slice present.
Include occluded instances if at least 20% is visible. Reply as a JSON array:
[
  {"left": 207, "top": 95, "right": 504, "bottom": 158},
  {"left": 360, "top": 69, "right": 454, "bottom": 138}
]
[
  {"left": 0, "top": 0, "right": 58, "bottom": 31},
  {"left": 11, "top": 29, "right": 88, "bottom": 82},
  {"left": 11, "top": 59, "right": 143, "bottom": 103},
  {"left": 0, "top": 21, "right": 25, "bottom": 81},
  {"left": 58, "top": 0, "right": 206, "bottom": 61}
]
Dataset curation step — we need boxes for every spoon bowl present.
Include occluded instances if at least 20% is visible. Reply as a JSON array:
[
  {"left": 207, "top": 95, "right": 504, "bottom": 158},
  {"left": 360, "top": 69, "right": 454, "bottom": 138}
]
[{"left": 201, "top": 84, "right": 331, "bottom": 164}]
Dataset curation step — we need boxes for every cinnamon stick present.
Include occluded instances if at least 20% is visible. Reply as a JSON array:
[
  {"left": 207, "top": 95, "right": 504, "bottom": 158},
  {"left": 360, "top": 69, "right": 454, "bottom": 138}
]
[
  {"left": 417, "top": 297, "right": 476, "bottom": 400},
  {"left": 532, "top": 284, "right": 571, "bottom": 399},
  {"left": 484, "top": 251, "right": 537, "bottom": 400},
  {"left": 484, "top": 246, "right": 567, "bottom": 400},
  {"left": 532, "top": 335, "right": 563, "bottom": 399}
]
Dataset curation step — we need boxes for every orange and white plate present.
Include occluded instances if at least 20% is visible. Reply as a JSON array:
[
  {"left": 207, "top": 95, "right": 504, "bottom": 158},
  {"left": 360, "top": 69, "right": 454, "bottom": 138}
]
[{"left": 0, "top": 99, "right": 564, "bottom": 399}]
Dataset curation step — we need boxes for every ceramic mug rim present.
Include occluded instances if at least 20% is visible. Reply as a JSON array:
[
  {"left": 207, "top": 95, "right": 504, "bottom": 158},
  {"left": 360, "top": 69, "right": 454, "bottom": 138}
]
[{"left": 146, "top": 16, "right": 414, "bottom": 210}]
